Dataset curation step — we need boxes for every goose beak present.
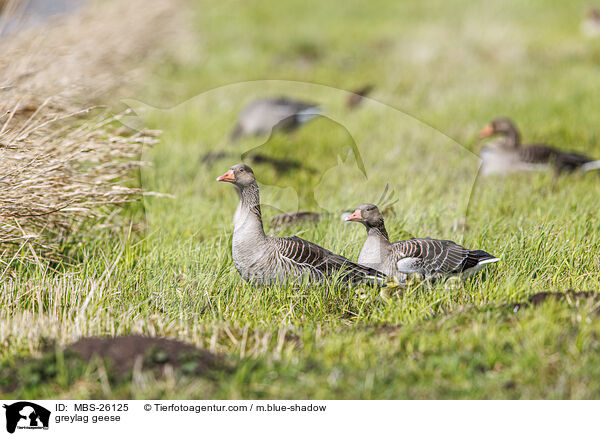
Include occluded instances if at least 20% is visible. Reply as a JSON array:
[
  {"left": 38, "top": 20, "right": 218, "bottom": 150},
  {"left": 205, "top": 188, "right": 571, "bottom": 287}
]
[
  {"left": 478, "top": 124, "right": 494, "bottom": 138},
  {"left": 216, "top": 169, "right": 235, "bottom": 182},
  {"left": 345, "top": 209, "right": 363, "bottom": 222}
]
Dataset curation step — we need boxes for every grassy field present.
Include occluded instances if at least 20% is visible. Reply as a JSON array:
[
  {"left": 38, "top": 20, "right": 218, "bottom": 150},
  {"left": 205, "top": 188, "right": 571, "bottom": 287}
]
[{"left": 2, "top": 0, "right": 600, "bottom": 399}]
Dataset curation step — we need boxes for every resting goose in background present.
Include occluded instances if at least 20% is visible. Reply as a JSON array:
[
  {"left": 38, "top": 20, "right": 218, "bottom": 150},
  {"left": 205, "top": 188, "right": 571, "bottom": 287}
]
[
  {"left": 346, "top": 84, "right": 374, "bottom": 110},
  {"left": 216, "top": 164, "right": 386, "bottom": 286},
  {"left": 230, "top": 97, "right": 321, "bottom": 141},
  {"left": 581, "top": 8, "right": 600, "bottom": 38},
  {"left": 345, "top": 204, "right": 499, "bottom": 281},
  {"left": 478, "top": 117, "right": 600, "bottom": 176}
]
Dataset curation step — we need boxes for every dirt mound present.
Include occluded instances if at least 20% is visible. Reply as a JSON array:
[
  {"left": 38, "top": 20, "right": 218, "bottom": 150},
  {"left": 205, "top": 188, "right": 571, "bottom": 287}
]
[
  {"left": 509, "top": 290, "right": 600, "bottom": 314},
  {"left": 68, "top": 335, "right": 226, "bottom": 378},
  {"left": 527, "top": 290, "right": 597, "bottom": 305}
]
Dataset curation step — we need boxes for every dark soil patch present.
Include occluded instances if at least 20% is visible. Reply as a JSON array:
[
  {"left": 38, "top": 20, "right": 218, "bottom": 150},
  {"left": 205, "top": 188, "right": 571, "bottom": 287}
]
[
  {"left": 200, "top": 151, "right": 229, "bottom": 166},
  {"left": 67, "top": 335, "right": 228, "bottom": 379},
  {"left": 270, "top": 211, "right": 322, "bottom": 230},
  {"left": 354, "top": 291, "right": 600, "bottom": 338},
  {"left": 512, "top": 290, "right": 599, "bottom": 312},
  {"left": 527, "top": 291, "right": 597, "bottom": 305},
  {"left": 244, "top": 153, "right": 307, "bottom": 175},
  {"left": 0, "top": 336, "right": 231, "bottom": 395}
]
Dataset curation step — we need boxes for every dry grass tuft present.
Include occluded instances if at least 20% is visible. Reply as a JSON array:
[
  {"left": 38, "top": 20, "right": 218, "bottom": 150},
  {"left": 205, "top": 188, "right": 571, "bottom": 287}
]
[{"left": 0, "top": 0, "right": 187, "bottom": 267}]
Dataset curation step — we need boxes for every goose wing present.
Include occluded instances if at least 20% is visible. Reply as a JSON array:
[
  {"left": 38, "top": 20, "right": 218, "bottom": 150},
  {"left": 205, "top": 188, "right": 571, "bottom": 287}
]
[
  {"left": 273, "top": 235, "right": 385, "bottom": 284},
  {"left": 521, "top": 144, "right": 592, "bottom": 172},
  {"left": 554, "top": 151, "right": 592, "bottom": 172},
  {"left": 518, "top": 144, "right": 558, "bottom": 164},
  {"left": 392, "top": 238, "right": 472, "bottom": 276}
]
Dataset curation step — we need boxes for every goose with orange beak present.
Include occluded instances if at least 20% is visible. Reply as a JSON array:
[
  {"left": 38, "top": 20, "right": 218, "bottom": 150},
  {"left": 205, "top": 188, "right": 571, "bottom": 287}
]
[
  {"left": 345, "top": 203, "right": 499, "bottom": 280},
  {"left": 216, "top": 168, "right": 235, "bottom": 182},
  {"left": 478, "top": 117, "right": 600, "bottom": 176},
  {"left": 216, "top": 164, "right": 387, "bottom": 286}
]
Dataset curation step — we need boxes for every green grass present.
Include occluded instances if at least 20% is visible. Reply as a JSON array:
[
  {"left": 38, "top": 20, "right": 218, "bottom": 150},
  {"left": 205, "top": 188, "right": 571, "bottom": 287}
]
[{"left": 2, "top": 0, "right": 600, "bottom": 399}]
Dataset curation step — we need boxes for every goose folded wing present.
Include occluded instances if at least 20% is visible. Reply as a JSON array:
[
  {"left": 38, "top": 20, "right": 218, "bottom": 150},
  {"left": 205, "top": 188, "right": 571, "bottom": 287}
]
[
  {"left": 394, "top": 238, "right": 470, "bottom": 275},
  {"left": 518, "top": 144, "right": 558, "bottom": 164},
  {"left": 554, "top": 151, "right": 592, "bottom": 171},
  {"left": 274, "top": 235, "right": 385, "bottom": 283}
]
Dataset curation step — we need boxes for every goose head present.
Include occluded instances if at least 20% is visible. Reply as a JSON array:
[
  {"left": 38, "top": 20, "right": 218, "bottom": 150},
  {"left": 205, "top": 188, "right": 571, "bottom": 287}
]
[
  {"left": 588, "top": 7, "right": 600, "bottom": 22},
  {"left": 216, "top": 163, "right": 256, "bottom": 188},
  {"left": 479, "top": 117, "right": 520, "bottom": 148},
  {"left": 345, "top": 203, "right": 384, "bottom": 228}
]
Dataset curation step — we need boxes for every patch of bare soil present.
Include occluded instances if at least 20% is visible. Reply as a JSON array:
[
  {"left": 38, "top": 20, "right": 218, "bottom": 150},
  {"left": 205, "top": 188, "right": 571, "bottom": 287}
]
[
  {"left": 526, "top": 290, "right": 597, "bottom": 305},
  {"left": 354, "top": 291, "right": 600, "bottom": 337},
  {"left": 509, "top": 290, "right": 600, "bottom": 313},
  {"left": 67, "top": 335, "right": 228, "bottom": 378}
]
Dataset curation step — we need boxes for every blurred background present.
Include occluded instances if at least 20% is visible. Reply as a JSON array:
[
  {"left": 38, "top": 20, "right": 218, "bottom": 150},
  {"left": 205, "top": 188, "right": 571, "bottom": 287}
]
[{"left": 136, "top": 0, "right": 600, "bottom": 250}]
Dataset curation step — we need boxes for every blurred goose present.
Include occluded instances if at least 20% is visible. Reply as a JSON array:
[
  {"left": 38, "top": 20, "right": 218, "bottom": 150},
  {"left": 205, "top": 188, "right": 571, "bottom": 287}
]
[
  {"left": 346, "top": 84, "right": 374, "bottom": 109},
  {"left": 217, "top": 164, "right": 386, "bottom": 286},
  {"left": 230, "top": 97, "right": 321, "bottom": 141},
  {"left": 581, "top": 8, "right": 600, "bottom": 38},
  {"left": 478, "top": 117, "right": 600, "bottom": 176},
  {"left": 345, "top": 204, "right": 499, "bottom": 280}
]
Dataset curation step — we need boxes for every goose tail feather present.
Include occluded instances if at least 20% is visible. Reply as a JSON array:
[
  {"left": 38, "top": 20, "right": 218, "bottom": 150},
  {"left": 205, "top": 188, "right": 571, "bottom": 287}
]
[{"left": 581, "top": 160, "right": 600, "bottom": 172}]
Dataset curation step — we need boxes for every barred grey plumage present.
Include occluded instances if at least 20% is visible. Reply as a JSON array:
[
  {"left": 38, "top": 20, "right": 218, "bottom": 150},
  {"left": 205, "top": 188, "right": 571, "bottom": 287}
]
[
  {"left": 478, "top": 117, "right": 600, "bottom": 176},
  {"left": 217, "top": 164, "right": 387, "bottom": 286},
  {"left": 230, "top": 97, "right": 321, "bottom": 141},
  {"left": 345, "top": 204, "right": 499, "bottom": 280}
]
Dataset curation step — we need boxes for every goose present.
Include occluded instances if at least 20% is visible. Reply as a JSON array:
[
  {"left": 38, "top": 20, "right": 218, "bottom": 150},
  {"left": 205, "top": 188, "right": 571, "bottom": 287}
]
[
  {"left": 345, "top": 204, "right": 499, "bottom": 280},
  {"left": 216, "top": 164, "right": 386, "bottom": 286},
  {"left": 478, "top": 117, "right": 600, "bottom": 176},
  {"left": 581, "top": 8, "right": 600, "bottom": 38},
  {"left": 346, "top": 84, "right": 374, "bottom": 109},
  {"left": 230, "top": 97, "right": 321, "bottom": 141}
]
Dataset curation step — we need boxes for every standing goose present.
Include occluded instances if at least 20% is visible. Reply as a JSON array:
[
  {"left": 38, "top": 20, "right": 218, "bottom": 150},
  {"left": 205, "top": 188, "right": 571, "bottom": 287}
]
[
  {"left": 478, "top": 117, "right": 600, "bottom": 176},
  {"left": 216, "top": 164, "right": 386, "bottom": 286},
  {"left": 345, "top": 204, "right": 499, "bottom": 280},
  {"left": 230, "top": 97, "right": 321, "bottom": 141}
]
